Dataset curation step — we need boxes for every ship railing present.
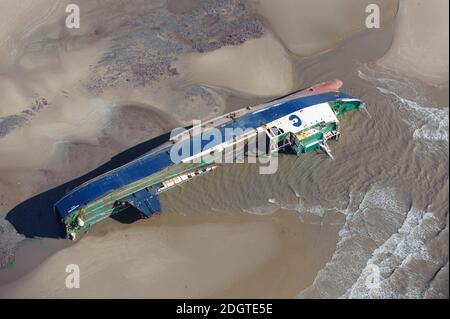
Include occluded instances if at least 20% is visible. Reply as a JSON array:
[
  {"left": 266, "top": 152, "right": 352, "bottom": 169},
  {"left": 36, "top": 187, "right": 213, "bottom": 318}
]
[{"left": 263, "top": 126, "right": 293, "bottom": 154}]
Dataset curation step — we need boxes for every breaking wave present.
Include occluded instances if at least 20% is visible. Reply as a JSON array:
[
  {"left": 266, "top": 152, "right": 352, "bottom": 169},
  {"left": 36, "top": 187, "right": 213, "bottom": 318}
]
[
  {"left": 376, "top": 87, "right": 449, "bottom": 143},
  {"left": 343, "top": 206, "right": 447, "bottom": 298},
  {"left": 297, "top": 186, "right": 412, "bottom": 298},
  {"left": 357, "top": 64, "right": 449, "bottom": 145}
]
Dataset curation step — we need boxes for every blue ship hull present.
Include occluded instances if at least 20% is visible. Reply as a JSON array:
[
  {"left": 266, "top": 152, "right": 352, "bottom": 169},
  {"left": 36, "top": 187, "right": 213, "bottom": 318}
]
[{"left": 55, "top": 81, "right": 362, "bottom": 239}]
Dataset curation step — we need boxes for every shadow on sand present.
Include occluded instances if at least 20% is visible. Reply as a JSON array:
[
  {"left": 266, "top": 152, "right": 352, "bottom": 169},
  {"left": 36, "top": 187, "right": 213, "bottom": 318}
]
[{"left": 5, "top": 131, "right": 172, "bottom": 239}]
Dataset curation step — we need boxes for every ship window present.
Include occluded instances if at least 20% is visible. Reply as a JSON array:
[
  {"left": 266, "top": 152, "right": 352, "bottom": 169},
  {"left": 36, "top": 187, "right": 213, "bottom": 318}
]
[{"left": 271, "top": 126, "right": 284, "bottom": 135}]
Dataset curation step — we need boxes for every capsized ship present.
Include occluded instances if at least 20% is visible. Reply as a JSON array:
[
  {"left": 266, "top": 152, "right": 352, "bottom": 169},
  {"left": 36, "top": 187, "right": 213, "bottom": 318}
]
[{"left": 55, "top": 80, "right": 363, "bottom": 240}]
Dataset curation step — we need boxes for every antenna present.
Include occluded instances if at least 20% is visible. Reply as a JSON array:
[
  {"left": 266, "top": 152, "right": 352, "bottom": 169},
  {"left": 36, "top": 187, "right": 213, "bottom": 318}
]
[{"left": 360, "top": 102, "right": 372, "bottom": 119}]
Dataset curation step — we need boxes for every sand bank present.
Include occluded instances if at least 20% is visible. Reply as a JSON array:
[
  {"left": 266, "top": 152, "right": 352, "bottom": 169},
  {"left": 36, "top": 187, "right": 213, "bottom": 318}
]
[
  {"left": 0, "top": 0, "right": 67, "bottom": 116},
  {"left": 0, "top": 211, "right": 340, "bottom": 298},
  {"left": 0, "top": 0, "right": 65, "bottom": 69},
  {"left": 251, "top": 0, "right": 398, "bottom": 56},
  {"left": 378, "top": 0, "right": 449, "bottom": 85},
  {"left": 174, "top": 32, "right": 294, "bottom": 96}
]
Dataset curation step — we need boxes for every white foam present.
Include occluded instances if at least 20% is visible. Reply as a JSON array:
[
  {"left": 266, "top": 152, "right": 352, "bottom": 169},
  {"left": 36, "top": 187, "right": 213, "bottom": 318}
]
[
  {"left": 376, "top": 87, "right": 449, "bottom": 143},
  {"left": 343, "top": 207, "right": 444, "bottom": 299},
  {"left": 242, "top": 201, "right": 279, "bottom": 215},
  {"left": 358, "top": 65, "right": 449, "bottom": 144},
  {"left": 298, "top": 186, "right": 410, "bottom": 298}
]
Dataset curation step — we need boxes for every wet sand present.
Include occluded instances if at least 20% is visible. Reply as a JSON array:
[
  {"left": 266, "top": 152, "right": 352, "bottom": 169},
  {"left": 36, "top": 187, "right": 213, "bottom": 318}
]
[
  {"left": 0, "top": 0, "right": 448, "bottom": 298},
  {"left": 379, "top": 0, "right": 449, "bottom": 84},
  {"left": 0, "top": 211, "right": 341, "bottom": 298}
]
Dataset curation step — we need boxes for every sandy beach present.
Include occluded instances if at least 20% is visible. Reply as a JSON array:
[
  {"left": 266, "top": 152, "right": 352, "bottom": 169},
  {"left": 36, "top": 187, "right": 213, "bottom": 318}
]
[{"left": 0, "top": 0, "right": 448, "bottom": 298}]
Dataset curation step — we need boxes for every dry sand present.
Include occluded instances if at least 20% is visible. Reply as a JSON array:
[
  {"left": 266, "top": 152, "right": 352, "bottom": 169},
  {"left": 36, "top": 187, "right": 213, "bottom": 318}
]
[
  {"left": 0, "top": 0, "right": 448, "bottom": 299},
  {"left": 378, "top": 0, "right": 449, "bottom": 85},
  {"left": 0, "top": 0, "right": 75, "bottom": 117},
  {"left": 174, "top": 32, "right": 294, "bottom": 96},
  {"left": 251, "top": 0, "right": 398, "bottom": 56},
  {"left": 0, "top": 0, "right": 64, "bottom": 70}
]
